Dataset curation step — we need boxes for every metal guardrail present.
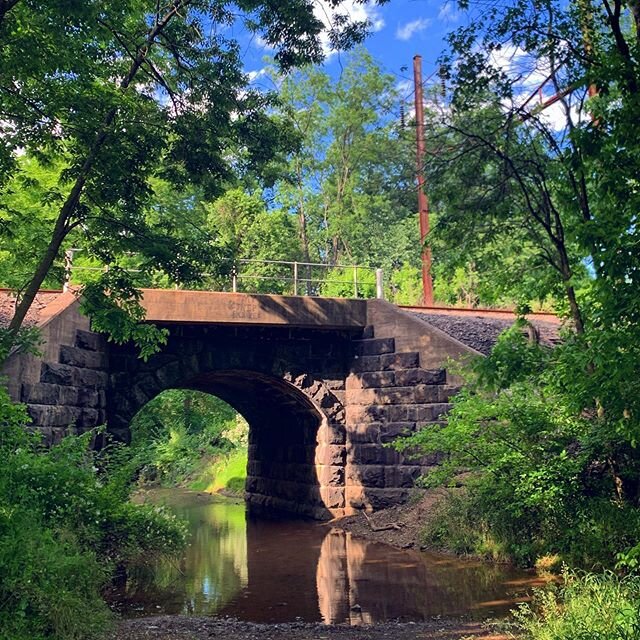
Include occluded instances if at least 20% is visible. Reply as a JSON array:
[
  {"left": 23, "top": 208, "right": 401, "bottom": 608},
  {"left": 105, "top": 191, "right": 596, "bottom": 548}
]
[{"left": 64, "top": 251, "right": 384, "bottom": 300}]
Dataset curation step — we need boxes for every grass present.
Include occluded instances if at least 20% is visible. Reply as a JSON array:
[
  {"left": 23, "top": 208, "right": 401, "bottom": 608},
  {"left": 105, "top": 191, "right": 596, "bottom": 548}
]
[
  {"left": 512, "top": 569, "right": 640, "bottom": 640},
  {"left": 195, "top": 449, "right": 248, "bottom": 496}
]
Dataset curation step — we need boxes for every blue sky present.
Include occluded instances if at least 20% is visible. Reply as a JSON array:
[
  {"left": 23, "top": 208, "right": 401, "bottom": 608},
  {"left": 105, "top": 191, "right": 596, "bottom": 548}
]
[{"left": 239, "top": 0, "right": 466, "bottom": 93}]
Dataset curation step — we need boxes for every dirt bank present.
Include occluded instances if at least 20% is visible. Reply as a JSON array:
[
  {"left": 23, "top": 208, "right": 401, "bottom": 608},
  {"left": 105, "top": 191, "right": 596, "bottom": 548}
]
[
  {"left": 329, "top": 490, "right": 447, "bottom": 551},
  {"left": 112, "top": 617, "right": 510, "bottom": 640}
]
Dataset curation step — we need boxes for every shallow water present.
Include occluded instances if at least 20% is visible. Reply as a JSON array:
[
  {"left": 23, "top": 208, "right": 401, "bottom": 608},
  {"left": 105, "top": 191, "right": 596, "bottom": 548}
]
[{"left": 112, "top": 489, "right": 539, "bottom": 624}]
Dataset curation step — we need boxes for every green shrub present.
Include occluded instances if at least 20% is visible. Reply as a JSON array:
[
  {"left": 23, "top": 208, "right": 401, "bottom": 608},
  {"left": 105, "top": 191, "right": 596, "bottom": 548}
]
[
  {"left": 0, "top": 387, "right": 188, "bottom": 639},
  {"left": 130, "top": 389, "right": 248, "bottom": 488},
  {"left": 396, "top": 323, "right": 640, "bottom": 567},
  {"left": 513, "top": 570, "right": 640, "bottom": 640}
]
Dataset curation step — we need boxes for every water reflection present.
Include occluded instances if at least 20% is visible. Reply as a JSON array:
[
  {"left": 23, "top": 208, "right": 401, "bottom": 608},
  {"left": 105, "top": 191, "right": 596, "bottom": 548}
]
[{"left": 113, "top": 490, "right": 537, "bottom": 623}]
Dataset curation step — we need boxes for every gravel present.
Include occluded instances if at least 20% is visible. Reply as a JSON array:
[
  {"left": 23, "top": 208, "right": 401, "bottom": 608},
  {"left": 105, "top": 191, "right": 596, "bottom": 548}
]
[
  {"left": 410, "top": 312, "right": 560, "bottom": 355},
  {"left": 112, "top": 616, "right": 509, "bottom": 640},
  {"left": 0, "top": 290, "right": 62, "bottom": 327}
]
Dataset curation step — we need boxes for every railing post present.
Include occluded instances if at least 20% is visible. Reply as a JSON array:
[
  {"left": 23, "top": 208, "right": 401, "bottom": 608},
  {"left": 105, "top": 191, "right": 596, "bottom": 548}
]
[
  {"left": 376, "top": 268, "right": 384, "bottom": 300},
  {"left": 63, "top": 249, "right": 74, "bottom": 292},
  {"left": 293, "top": 261, "right": 298, "bottom": 296},
  {"left": 353, "top": 265, "right": 358, "bottom": 298},
  {"left": 232, "top": 266, "right": 238, "bottom": 293}
]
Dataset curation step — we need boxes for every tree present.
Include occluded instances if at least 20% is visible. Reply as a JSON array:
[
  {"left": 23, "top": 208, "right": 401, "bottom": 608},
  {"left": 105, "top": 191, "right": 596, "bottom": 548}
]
[
  {"left": 204, "top": 188, "right": 301, "bottom": 293},
  {"left": 0, "top": 0, "right": 388, "bottom": 357},
  {"left": 398, "top": 0, "right": 640, "bottom": 566},
  {"left": 275, "top": 51, "right": 421, "bottom": 289}
]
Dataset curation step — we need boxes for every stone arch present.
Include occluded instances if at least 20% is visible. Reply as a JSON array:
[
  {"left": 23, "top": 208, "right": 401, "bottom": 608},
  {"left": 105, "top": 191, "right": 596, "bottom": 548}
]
[{"left": 109, "top": 333, "right": 348, "bottom": 519}]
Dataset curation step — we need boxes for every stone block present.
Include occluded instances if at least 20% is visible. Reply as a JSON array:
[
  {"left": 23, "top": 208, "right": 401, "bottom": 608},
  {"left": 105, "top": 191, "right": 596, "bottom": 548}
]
[
  {"left": 348, "top": 423, "right": 381, "bottom": 444},
  {"left": 27, "top": 404, "right": 82, "bottom": 427},
  {"left": 379, "top": 352, "right": 419, "bottom": 370},
  {"left": 384, "top": 465, "right": 423, "bottom": 488},
  {"left": 353, "top": 338, "right": 394, "bottom": 356},
  {"left": 40, "top": 363, "right": 75, "bottom": 386},
  {"left": 314, "top": 444, "right": 346, "bottom": 466},
  {"left": 317, "top": 423, "right": 346, "bottom": 445},
  {"left": 348, "top": 464, "right": 386, "bottom": 488},
  {"left": 416, "top": 403, "right": 452, "bottom": 421},
  {"left": 365, "top": 488, "right": 410, "bottom": 510},
  {"left": 77, "top": 408, "right": 99, "bottom": 430},
  {"left": 350, "top": 355, "right": 381, "bottom": 373},
  {"left": 345, "top": 403, "right": 388, "bottom": 423},
  {"left": 22, "top": 382, "right": 79, "bottom": 406},
  {"left": 346, "top": 388, "right": 382, "bottom": 405},
  {"left": 320, "top": 486, "right": 345, "bottom": 509},
  {"left": 75, "top": 329, "right": 106, "bottom": 352},
  {"left": 347, "top": 370, "right": 395, "bottom": 390},
  {"left": 413, "top": 384, "right": 443, "bottom": 403},
  {"left": 347, "top": 443, "right": 402, "bottom": 466},
  {"left": 59, "top": 345, "right": 107, "bottom": 370},
  {"left": 394, "top": 368, "right": 446, "bottom": 387},
  {"left": 361, "top": 325, "right": 375, "bottom": 339},
  {"left": 387, "top": 404, "right": 410, "bottom": 421},
  {"left": 77, "top": 388, "right": 99, "bottom": 408},
  {"left": 349, "top": 387, "right": 417, "bottom": 406},
  {"left": 379, "top": 421, "right": 415, "bottom": 443},
  {"left": 80, "top": 368, "right": 108, "bottom": 390},
  {"left": 315, "top": 464, "right": 344, "bottom": 486},
  {"left": 345, "top": 485, "right": 369, "bottom": 510}
]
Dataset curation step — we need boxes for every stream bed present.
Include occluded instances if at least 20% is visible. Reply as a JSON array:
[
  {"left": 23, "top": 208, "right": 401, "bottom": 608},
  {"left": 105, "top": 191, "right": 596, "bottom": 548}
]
[{"left": 110, "top": 489, "right": 539, "bottom": 625}]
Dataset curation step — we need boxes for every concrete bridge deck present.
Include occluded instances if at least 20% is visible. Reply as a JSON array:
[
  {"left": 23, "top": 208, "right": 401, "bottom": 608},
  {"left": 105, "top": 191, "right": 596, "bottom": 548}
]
[{"left": 2, "top": 288, "right": 558, "bottom": 519}]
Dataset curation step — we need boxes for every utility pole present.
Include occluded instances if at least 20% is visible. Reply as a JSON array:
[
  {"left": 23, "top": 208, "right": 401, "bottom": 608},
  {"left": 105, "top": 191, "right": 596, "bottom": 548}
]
[{"left": 413, "top": 54, "right": 434, "bottom": 306}]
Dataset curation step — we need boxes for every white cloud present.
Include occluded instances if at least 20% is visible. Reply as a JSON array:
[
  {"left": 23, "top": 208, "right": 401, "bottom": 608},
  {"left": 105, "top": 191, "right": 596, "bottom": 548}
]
[
  {"left": 247, "top": 68, "right": 268, "bottom": 83},
  {"left": 255, "top": 1, "right": 385, "bottom": 58},
  {"left": 315, "top": 0, "right": 385, "bottom": 56},
  {"left": 395, "top": 17, "right": 431, "bottom": 41},
  {"left": 254, "top": 34, "right": 275, "bottom": 52}
]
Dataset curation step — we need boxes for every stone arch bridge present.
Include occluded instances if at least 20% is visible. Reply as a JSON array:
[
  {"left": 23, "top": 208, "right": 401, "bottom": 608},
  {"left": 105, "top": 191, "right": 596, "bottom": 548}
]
[{"left": 3, "top": 289, "right": 558, "bottom": 519}]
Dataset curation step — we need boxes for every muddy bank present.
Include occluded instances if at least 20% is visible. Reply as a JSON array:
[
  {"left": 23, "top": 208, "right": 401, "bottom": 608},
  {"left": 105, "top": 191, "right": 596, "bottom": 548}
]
[
  {"left": 112, "top": 616, "right": 510, "bottom": 640},
  {"left": 329, "top": 490, "right": 448, "bottom": 551}
]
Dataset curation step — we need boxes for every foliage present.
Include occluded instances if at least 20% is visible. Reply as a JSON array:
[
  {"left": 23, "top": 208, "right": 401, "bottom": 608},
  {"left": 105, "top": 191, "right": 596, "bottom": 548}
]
[
  {"left": 203, "top": 188, "right": 301, "bottom": 294},
  {"left": 391, "top": 0, "right": 640, "bottom": 574},
  {"left": 130, "top": 389, "right": 248, "bottom": 489},
  {"left": 320, "top": 266, "right": 376, "bottom": 299},
  {"left": 0, "top": 389, "right": 187, "bottom": 639},
  {"left": 275, "top": 50, "right": 422, "bottom": 299},
  {"left": 512, "top": 569, "right": 640, "bottom": 640},
  {"left": 0, "top": 0, "right": 388, "bottom": 357},
  {"left": 205, "top": 449, "right": 249, "bottom": 496},
  {"left": 397, "top": 325, "right": 640, "bottom": 567}
]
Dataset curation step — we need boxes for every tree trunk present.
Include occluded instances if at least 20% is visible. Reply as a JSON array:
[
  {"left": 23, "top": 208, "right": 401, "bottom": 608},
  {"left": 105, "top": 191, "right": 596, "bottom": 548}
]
[{"left": 3, "top": 2, "right": 185, "bottom": 356}]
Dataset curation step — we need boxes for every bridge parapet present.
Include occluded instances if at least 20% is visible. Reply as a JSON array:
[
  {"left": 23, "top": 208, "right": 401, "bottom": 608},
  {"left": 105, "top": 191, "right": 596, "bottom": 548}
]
[{"left": 139, "top": 289, "right": 367, "bottom": 329}]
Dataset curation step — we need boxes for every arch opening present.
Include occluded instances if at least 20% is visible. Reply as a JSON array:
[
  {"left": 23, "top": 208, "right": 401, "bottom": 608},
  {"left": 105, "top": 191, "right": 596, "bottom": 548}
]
[
  {"left": 126, "top": 369, "right": 346, "bottom": 520},
  {"left": 183, "top": 370, "right": 346, "bottom": 520}
]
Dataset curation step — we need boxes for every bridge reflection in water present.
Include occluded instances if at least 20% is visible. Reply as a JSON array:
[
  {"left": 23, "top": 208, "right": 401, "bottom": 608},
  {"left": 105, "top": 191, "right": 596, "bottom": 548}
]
[{"left": 113, "top": 490, "right": 536, "bottom": 624}]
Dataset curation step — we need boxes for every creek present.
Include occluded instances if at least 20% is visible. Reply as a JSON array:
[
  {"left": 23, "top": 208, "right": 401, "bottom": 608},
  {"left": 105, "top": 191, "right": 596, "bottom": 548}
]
[{"left": 111, "top": 489, "right": 537, "bottom": 625}]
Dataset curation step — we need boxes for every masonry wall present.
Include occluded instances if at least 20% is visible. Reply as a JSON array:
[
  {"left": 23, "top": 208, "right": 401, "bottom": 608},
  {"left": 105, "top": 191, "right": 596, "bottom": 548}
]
[
  {"left": 3, "top": 294, "right": 477, "bottom": 519},
  {"left": 4, "top": 296, "right": 109, "bottom": 444}
]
